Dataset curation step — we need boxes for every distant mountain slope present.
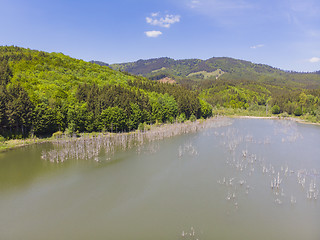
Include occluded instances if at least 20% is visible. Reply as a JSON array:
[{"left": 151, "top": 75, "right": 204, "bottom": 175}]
[
  {"left": 110, "top": 57, "right": 280, "bottom": 76},
  {"left": 105, "top": 57, "right": 320, "bottom": 88},
  {"left": 89, "top": 60, "right": 109, "bottom": 67}
]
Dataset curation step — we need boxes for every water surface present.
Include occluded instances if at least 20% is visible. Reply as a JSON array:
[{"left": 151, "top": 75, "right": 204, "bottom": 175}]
[{"left": 0, "top": 118, "right": 319, "bottom": 240}]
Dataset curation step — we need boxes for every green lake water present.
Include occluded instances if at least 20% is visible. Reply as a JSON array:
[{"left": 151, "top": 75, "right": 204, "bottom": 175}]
[{"left": 0, "top": 118, "right": 319, "bottom": 240}]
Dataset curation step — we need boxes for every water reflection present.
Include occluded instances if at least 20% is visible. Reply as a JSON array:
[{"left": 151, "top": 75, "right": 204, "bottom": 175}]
[
  {"left": 0, "top": 118, "right": 319, "bottom": 240},
  {"left": 213, "top": 119, "right": 319, "bottom": 211}
]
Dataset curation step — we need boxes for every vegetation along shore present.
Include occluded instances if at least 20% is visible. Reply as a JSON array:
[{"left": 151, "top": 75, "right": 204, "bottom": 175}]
[{"left": 1, "top": 46, "right": 320, "bottom": 152}]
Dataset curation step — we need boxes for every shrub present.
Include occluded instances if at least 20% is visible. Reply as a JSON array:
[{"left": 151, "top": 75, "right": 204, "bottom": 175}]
[
  {"left": 177, "top": 113, "right": 186, "bottom": 123},
  {"left": 271, "top": 105, "right": 280, "bottom": 114},
  {"left": 189, "top": 114, "right": 197, "bottom": 122},
  {"left": 280, "top": 112, "right": 289, "bottom": 118},
  {"left": 0, "top": 135, "right": 5, "bottom": 143},
  {"left": 52, "top": 131, "right": 63, "bottom": 139},
  {"left": 138, "top": 123, "right": 145, "bottom": 131},
  {"left": 294, "top": 107, "right": 303, "bottom": 116}
]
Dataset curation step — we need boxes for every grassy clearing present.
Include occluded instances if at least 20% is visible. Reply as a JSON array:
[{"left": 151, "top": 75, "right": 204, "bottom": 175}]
[
  {"left": 187, "top": 69, "right": 224, "bottom": 79},
  {"left": 0, "top": 138, "right": 51, "bottom": 152},
  {"left": 213, "top": 107, "right": 271, "bottom": 117}
]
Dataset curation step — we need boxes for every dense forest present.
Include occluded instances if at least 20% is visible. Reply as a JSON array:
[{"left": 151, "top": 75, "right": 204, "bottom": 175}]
[
  {"left": 1, "top": 46, "right": 320, "bottom": 140},
  {"left": 107, "top": 57, "right": 320, "bottom": 122},
  {"left": 0, "top": 46, "right": 211, "bottom": 139}
]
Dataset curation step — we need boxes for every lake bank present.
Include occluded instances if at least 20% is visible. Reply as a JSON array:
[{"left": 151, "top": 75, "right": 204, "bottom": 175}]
[
  {"left": 230, "top": 115, "right": 320, "bottom": 126},
  {"left": 0, "top": 117, "right": 230, "bottom": 154},
  {"left": 0, "top": 138, "right": 50, "bottom": 153},
  {"left": 1, "top": 113, "right": 319, "bottom": 153}
]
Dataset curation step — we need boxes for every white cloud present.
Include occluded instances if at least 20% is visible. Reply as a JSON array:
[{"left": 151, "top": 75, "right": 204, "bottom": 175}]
[
  {"left": 151, "top": 12, "right": 159, "bottom": 17},
  {"left": 146, "top": 13, "right": 181, "bottom": 28},
  {"left": 145, "top": 30, "right": 162, "bottom": 38},
  {"left": 189, "top": 0, "right": 201, "bottom": 8},
  {"left": 250, "top": 44, "right": 265, "bottom": 49},
  {"left": 309, "top": 57, "right": 320, "bottom": 63}
]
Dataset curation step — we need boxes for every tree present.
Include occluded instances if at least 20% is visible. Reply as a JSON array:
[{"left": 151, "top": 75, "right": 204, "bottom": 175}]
[
  {"left": 33, "top": 103, "right": 58, "bottom": 135},
  {"left": 0, "top": 85, "right": 7, "bottom": 131},
  {"left": 99, "top": 107, "right": 127, "bottom": 132},
  {"left": 199, "top": 99, "right": 213, "bottom": 119},
  {"left": 271, "top": 105, "right": 280, "bottom": 114},
  {"left": 0, "top": 60, "right": 12, "bottom": 85},
  {"left": 189, "top": 114, "right": 197, "bottom": 122},
  {"left": 6, "top": 84, "right": 34, "bottom": 136},
  {"left": 127, "top": 103, "right": 142, "bottom": 130},
  {"left": 67, "top": 102, "right": 88, "bottom": 133},
  {"left": 294, "top": 107, "right": 303, "bottom": 116}
]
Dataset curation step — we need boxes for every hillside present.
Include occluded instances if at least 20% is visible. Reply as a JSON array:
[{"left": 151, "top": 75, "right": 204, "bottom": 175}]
[
  {"left": 108, "top": 57, "right": 320, "bottom": 88},
  {"left": 0, "top": 46, "right": 211, "bottom": 139},
  {"left": 105, "top": 57, "right": 320, "bottom": 120},
  {"left": 1, "top": 46, "right": 320, "bottom": 140}
]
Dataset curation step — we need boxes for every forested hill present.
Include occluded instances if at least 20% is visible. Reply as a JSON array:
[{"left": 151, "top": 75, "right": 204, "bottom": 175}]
[
  {"left": 105, "top": 57, "right": 320, "bottom": 121},
  {"left": 107, "top": 57, "right": 320, "bottom": 88},
  {"left": 0, "top": 46, "right": 212, "bottom": 139},
  {"left": 1, "top": 46, "right": 320, "bottom": 140}
]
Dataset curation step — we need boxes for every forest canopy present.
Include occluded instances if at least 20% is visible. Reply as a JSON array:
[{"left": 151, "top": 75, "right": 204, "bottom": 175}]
[
  {"left": 1, "top": 46, "right": 320, "bottom": 140},
  {"left": 0, "top": 46, "right": 211, "bottom": 139}
]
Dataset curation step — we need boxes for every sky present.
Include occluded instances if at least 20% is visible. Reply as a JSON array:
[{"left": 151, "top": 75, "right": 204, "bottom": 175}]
[{"left": 1, "top": 0, "right": 320, "bottom": 72}]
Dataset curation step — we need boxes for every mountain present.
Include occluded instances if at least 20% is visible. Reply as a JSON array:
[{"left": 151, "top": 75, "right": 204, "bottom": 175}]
[
  {"left": 0, "top": 46, "right": 209, "bottom": 138},
  {"left": 109, "top": 57, "right": 279, "bottom": 78},
  {"left": 105, "top": 57, "right": 320, "bottom": 89},
  {"left": 89, "top": 60, "right": 109, "bottom": 67},
  {"left": 1, "top": 46, "right": 319, "bottom": 140},
  {"left": 95, "top": 56, "right": 320, "bottom": 119}
]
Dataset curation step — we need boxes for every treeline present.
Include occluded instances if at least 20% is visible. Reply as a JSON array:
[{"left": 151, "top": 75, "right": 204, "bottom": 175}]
[
  {"left": 196, "top": 79, "right": 320, "bottom": 120},
  {"left": 0, "top": 46, "right": 212, "bottom": 139}
]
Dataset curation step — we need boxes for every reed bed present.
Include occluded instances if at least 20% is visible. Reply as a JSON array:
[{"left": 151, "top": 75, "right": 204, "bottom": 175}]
[{"left": 41, "top": 117, "right": 232, "bottom": 163}]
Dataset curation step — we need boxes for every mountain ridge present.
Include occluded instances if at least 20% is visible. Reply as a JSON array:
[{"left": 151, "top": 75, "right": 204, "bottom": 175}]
[
  {"left": 95, "top": 56, "right": 319, "bottom": 74},
  {"left": 91, "top": 57, "right": 320, "bottom": 88}
]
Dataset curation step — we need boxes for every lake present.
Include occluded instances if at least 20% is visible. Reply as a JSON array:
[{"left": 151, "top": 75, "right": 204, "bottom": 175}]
[{"left": 0, "top": 118, "right": 319, "bottom": 240}]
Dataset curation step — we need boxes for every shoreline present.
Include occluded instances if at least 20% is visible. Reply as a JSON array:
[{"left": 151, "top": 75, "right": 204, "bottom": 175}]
[
  {"left": 0, "top": 138, "right": 51, "bottom": 153},
  {"left": 230, "top": 115, "right": 320, "bottom": 126},
  {"left": 0, "top": 118, "right": 224, "bottom": 153},
  {"left": 1, "top": 115, "right": 319, "bottom": 153}
]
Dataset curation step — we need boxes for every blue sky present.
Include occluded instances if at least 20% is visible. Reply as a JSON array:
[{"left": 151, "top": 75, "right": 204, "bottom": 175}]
[{"left": 1, "top": 0, "right": 320, "bottom": 72}]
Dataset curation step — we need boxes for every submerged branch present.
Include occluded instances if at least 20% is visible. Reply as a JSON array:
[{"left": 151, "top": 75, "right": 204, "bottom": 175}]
[{"left": 41, "top": 117, "right": 232, "bottom": 163}]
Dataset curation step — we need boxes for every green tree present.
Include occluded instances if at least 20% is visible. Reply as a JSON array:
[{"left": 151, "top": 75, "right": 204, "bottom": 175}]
[
  {"left": 6, "top": 84, "right": 34, "bottom": 136},
  {"left": 99, "top": 107, "right": 127, "bottom": 132},
  {"left": 128, "top": 103, "right": 142, "bottom": 130},
  {"left": 200, "top": 99, "right": 213, "bottom": 118},
  {"left": 189, "top": 114, "right": 197, "bottom": 122},
  {"left": 67, "top": 102, "right": 88, "bottom": 133},
  {"left": 33, "top": 103, "right": 58, "bottom": 135},
  {"left": 0, "top": 60, "right": 12, "bottom": 85},
  {"left": 271, "top": 105, "right": 280, "bottom": 114},
  {"left": 294, "top": 107, "right": 303, "bottom": 116}
]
